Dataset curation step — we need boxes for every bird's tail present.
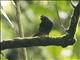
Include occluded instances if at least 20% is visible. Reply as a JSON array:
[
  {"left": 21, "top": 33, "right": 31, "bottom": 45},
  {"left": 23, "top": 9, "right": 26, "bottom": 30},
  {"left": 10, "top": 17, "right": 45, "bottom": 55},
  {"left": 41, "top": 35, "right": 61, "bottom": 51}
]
[
  {"left": 33, "top": 32, "right": 41, "bottom": 37},
  {"left": 33, "top": 33, "right": 39, "bottom": 37}
]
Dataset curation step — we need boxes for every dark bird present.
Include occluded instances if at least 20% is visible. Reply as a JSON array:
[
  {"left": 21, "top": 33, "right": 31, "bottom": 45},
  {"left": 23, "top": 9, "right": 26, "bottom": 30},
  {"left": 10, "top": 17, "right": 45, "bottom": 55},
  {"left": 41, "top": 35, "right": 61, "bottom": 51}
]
[{"left": 34, "top": 16, "right": 53, "bottom": 36}]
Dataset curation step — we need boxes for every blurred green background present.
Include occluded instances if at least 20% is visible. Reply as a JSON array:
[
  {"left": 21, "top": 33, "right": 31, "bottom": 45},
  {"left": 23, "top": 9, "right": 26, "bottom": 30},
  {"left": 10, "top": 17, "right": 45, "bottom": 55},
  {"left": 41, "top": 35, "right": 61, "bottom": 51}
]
[{"left": 0, "top": 0, "right": 80, "bottom": 60}]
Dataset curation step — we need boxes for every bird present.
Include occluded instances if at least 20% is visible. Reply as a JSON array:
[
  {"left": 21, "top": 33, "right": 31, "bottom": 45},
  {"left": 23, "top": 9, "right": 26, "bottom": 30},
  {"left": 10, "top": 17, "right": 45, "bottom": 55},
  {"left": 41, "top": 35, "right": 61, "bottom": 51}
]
[{"left": 34, "top": 15, "right": 53, "bottom": 37}]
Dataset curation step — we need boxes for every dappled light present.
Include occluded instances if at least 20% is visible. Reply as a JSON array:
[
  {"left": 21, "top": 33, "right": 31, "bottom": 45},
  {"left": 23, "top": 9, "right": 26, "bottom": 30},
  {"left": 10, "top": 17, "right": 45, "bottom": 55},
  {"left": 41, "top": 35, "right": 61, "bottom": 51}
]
[{"left": 0, "top": 0, "right": 80, "bottom": 60}]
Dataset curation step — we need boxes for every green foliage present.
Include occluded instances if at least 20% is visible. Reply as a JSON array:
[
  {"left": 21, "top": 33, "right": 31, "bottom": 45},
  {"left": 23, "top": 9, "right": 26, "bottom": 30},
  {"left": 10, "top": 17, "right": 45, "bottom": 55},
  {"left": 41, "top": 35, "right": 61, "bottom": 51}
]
[
  {"left": 0, "top": 56, "right": 8, "bottom": 60},
  {"left": 1, "top": 0, "right": 80, "bottom": 60}
]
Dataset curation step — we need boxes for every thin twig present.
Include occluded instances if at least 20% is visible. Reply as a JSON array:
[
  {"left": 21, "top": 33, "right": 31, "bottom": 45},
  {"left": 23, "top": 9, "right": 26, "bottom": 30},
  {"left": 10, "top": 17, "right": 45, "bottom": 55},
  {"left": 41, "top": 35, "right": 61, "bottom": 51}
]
[
  {"left": 55, "top": 1, "right": 66, "bottom": 31},
  {"left": 15, "top": 0, "right": 28, "bottom": 60}
]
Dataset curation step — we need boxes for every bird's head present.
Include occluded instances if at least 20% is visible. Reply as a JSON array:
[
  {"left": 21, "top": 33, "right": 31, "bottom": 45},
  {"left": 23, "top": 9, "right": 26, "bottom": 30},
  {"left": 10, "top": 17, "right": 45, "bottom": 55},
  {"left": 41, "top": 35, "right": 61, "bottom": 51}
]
[{"left": 40, "top": 15, "right": 48, "bottom": 21}]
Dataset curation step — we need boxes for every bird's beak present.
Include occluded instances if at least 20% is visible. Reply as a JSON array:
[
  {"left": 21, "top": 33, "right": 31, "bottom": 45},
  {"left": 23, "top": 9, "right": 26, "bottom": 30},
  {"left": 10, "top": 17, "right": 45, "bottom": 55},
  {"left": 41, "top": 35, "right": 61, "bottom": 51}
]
[{"left": 40, "top": 16, "right": 43, "bottom": 20}]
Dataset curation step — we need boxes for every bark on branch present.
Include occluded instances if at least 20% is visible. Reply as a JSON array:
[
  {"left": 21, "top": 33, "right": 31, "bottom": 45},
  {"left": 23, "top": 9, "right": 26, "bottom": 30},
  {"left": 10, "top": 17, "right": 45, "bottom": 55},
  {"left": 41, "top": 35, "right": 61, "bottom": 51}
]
[{"left": 0, "top": 35, "right": 75, "bottom": 50}]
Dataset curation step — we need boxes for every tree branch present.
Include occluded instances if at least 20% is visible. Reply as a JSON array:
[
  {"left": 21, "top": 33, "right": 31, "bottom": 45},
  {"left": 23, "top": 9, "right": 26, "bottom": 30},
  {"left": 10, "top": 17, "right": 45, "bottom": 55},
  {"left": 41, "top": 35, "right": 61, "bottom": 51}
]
[
  {"left": 67, "top": 1, "right": 80, "bottom": 37},
  {"left": 0, "top": 35, "right": 75, "bottom": 50},
  {"left": 0, "top": 1, "right": 80, "bottom": 50}
]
